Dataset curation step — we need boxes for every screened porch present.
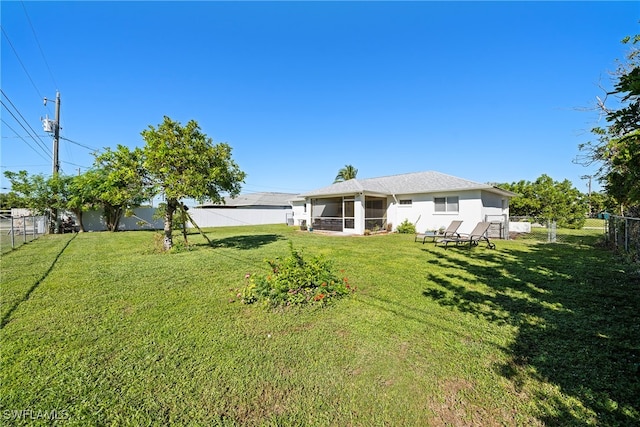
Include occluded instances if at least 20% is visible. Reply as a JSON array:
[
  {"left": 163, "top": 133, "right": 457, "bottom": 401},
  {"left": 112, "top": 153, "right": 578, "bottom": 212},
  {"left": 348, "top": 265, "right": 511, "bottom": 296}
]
[{"left": 310, "top": 196, "right": 387, "bottom": 232}]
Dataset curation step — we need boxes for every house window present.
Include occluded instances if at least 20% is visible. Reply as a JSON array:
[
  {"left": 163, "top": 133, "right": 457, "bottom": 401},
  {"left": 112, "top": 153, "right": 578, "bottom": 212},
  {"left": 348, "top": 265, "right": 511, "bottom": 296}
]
[
  {"left": 434, "top": 196, "right": 459, "bottom": 213},
  {"left": 399, "top": 199, "right": 412, "bottom": 206}
]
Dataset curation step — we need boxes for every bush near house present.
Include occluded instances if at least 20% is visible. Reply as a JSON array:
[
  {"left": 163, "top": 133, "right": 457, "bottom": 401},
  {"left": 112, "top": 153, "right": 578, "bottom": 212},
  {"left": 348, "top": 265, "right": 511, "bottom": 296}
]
[{"left": 396, "top": 218, "right": 416, "bottom": 234}]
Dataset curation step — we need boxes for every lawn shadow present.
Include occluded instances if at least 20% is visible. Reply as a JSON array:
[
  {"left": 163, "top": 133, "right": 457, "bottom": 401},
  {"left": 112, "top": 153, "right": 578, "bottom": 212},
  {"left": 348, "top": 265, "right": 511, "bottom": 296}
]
[
  {"left": 421, "top": 242, "right": 640, "bottom": 425},
  {"left": 207, "top": 234, "right": 285, "bottom": 250},
  {"left": 1, "top": 234, "right": 77, "bottom": 329}
]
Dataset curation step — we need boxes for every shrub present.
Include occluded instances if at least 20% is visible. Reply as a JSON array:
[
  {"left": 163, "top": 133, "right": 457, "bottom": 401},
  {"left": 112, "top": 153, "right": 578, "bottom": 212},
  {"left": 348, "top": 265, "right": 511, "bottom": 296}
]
[
  {"left": 242, "top": 242, "right": 355, "bottom": 307},
  {"left": 396, "top": 219, "right": 416, "bottom": 234}
]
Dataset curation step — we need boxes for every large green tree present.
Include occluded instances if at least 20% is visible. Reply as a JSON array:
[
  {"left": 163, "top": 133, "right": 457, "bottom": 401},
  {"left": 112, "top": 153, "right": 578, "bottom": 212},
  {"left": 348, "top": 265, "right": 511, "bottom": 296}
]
[
  {"left": 89, "top": 145, "right": 152, "bottom": 231},
  {"left": 334, "top": 164, "right": 358, "bottom": 183},
  {"left": 141, "top": 116, "right": 245, "bottom": 250},
  {"left": 2, "top": 170, "right": 52, "bottom": 215},
  {"left": 60, "top": 173, "right": 103, "bottom": 232},
  {"left": 0, "top": 192, "right": 23, "bottom": 210},
  {"left": 499, "top": 174, "right": 588, "bottom": 228},
  {"left": 579, "top": 35, "right": 640, "bottom": 215},
  {"left": 2, "top": 171, "right": 87, "bottom": 232}
]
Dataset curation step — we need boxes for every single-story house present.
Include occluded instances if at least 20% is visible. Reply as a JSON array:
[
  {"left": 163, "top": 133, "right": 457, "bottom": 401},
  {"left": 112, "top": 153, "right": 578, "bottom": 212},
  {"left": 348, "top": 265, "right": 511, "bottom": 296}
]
[
  {"left": 189, "top": 192, "right": 297, "bottom": 228},
  {"left": 297, "top": 170, "right": 517, "bottom": 237}
]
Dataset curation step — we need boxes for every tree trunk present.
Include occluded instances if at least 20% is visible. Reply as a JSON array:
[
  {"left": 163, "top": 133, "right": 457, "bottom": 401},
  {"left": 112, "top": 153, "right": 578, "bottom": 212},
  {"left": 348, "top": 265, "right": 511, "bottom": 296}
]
[
  {"left": 72, "top": 208, "right": 85, "bottom": 232},
  {"left": 164, "top": 199, "right": 177, "bottom": 251},
  {"left": 104, "top": 204, "right": 122, "bottom": 232}
]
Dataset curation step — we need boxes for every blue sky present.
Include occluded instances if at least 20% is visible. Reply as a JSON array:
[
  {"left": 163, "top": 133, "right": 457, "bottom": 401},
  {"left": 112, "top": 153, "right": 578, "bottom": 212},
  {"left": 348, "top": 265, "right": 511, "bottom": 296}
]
[{"left": 2, "top": 1, "right": 638, "bottom": 198}]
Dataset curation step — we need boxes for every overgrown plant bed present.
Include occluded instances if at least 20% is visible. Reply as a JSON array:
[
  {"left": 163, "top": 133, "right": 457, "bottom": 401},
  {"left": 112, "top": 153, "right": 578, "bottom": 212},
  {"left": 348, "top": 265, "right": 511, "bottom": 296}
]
[{"left": 241, "top": 242, "right": 355, "bottom": 307}]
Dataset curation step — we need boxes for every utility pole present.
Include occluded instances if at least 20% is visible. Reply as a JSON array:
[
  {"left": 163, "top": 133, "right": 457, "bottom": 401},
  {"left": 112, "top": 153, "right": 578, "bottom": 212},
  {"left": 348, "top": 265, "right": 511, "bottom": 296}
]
[
  {"left": 581, "top": 174, "right": 592, "bottom": 217},
  {"left": 43, "top": 91, "right": 61, "bottom": 233},
  {"left": 53, "top": 91, "right": 60, "bottom": 175}
]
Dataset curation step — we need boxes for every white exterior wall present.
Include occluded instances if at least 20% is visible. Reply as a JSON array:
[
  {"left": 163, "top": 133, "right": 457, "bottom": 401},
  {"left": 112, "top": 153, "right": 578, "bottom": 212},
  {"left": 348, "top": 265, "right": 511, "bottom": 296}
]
[
  {"left": 354, "top": 193, "right": 365, "bottom": 235},
  {"left": 290, "top": 200, "right": 307, "bottom": 226},
  {"left": 389, "top": 191, "right": 483, "bottom": 234},
  {"left": 82, "top": 207, "right": 163, "bottom": 231},
  {"left": 480, "top": 191, "right": 509, "bottom": 219},
  {"left": 188, "top": 207, "right": 291, "bottom": 228},
  {"left": 386, "top": 190, "right": 510, "bottom": 235},
  {"left": 305, "top": 189, "right": 511, "bottom": 237},
  {"left": 80, "top": 206, "right": 293, "bottom": 231}
]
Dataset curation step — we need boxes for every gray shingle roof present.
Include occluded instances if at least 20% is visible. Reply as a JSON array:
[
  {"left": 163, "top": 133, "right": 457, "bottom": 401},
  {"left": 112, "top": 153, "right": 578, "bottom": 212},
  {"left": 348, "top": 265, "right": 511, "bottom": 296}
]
[
  {"left": 196, "top": 192, "right": 297, "bottom": 208},
  {"left": 301, "top": 171, "right": 516, "bottom": 197}
]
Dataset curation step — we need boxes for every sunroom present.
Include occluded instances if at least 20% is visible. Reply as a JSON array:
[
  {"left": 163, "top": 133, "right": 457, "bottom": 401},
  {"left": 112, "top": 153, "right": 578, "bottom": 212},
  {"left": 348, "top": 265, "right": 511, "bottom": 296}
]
[{"left": 309, "top": 195, "right": 387, "bottom": 234}]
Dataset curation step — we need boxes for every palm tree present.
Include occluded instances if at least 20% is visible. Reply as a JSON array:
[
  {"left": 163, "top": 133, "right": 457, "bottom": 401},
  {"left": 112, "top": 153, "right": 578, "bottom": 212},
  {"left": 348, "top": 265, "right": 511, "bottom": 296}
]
[{"left": 334, "top": 164, "right": 358, "bottom": 183}]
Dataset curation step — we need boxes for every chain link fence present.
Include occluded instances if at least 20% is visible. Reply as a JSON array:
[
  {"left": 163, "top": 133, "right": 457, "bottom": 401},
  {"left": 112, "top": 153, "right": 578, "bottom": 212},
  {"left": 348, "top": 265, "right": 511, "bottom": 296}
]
[
  {"left": 607, "top": 215, "right": 640, "bottom": 260},
  {"left": 509, "top": 216, "right": 607, "bottom": 245},
  {"left": 0, "top": 214, "right": 48, "bottom": 254}
]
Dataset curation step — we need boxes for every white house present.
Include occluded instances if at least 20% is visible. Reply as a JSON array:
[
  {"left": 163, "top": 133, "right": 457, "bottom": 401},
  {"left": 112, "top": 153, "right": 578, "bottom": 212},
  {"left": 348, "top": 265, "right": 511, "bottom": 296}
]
[
  {"left": 189, "top": 192, "right": 296, "bottom": 228},
  {"left": 299, "top": 171, "right": 517, "bottom": 237}
]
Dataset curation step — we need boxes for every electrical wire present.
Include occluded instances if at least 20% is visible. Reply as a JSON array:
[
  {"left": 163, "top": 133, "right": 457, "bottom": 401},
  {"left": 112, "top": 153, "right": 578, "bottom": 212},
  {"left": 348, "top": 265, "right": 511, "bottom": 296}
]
[
  {"left": 20, "top": 1, "right": 58, "bottom": 90},
  {"left": 0, "top": 118, "right": 51, "bottom": 163},
  {"left": 1, "top": 26, "right": 44, "bottom": 101},
  {"left": 60, "top": 160, "right": 89, "bottom": 169},
  {"left": 59, "top": 136, "right": 99, "bottom": 152},
  {"left": 0, "top": 89, "right": 51, "bottom": 155},
  {"left": 0, "top": 103, "right": 51, "bottom": 160}
]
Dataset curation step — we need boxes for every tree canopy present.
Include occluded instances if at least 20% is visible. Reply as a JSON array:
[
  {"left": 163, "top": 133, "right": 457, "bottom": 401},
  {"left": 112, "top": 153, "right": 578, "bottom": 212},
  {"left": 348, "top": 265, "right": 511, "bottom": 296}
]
[
  {"left": 334, "top": 164, "right": 358, "bottom": 183},
  {"left": 88, "top": 145, "right": 152, "bottom": 231},
  {"left": 141, "top": 116, "right": 245, "bottom": 250},
  {"left": 2, "top": 171, "right": 51, "bottom": 215},
  {"left": 498, "top": 174, "right": 588, "bottom": 228},
  {"left": 579, "top": 34, "right": 640, "bottom": 215},
  {"left": 2, "top": 145, "right": 150, "bottom": 233}
]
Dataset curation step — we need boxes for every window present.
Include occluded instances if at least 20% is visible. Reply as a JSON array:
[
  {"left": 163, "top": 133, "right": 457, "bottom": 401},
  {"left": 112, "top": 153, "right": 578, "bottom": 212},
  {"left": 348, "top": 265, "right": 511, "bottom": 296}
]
[
  {"left": 399, "top": 199, "right": 412, "bottom": 206},
  {"left": 434, "top": 196, "right": 459, "bottom": 213}
]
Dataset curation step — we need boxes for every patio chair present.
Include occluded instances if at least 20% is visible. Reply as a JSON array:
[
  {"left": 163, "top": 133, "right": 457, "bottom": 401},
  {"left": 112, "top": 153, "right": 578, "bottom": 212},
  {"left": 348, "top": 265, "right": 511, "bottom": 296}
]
[
  {"left": 415, "top": 220, "right": 463, "bottom": 244},
  {"left": 436, "top": 221, "right": 496, "bottom": 249}
]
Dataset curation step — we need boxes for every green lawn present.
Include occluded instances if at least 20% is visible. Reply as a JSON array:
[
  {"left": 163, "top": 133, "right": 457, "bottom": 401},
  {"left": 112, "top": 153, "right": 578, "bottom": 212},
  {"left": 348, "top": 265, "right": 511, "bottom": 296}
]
[{"left": 1, "top": 225, "right": 638, "bottom": 426}]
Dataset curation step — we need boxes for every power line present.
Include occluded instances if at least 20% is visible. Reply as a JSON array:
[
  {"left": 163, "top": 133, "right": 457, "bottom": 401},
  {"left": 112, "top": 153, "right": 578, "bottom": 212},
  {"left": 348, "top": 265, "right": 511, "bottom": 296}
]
[
  {"left": 1, "top": 26, "right": 44, "bottom": 101},
  {"left": 0, "top": 89, "right": 51, "bottom": 156},
  {"left": 0, "top": 164, "right": 50, "bottom": 168},
  {"left": 0, "top": 102, "right": 51, "bottom": 159},
  {"left": 0, "top": 118, "right": 51, "bottom": 163},
  {"left": 59, "top": 136, "right": 99, "bottom": 152},
  {"left": 60, "top": 160, "right": 90, "bottom": 169},
  {"left": 20, "top": 1, "right": 58, "bottom": 90}
]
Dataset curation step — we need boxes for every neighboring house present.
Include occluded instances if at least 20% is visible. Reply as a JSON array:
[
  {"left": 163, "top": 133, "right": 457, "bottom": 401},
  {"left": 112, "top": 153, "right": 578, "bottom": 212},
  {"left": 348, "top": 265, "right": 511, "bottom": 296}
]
[
  {"left": 189, "top": 192, "right": 296, "bottom": 228},
  {"left": 299, "top": 170, "right": 517, "bottom": 237}
]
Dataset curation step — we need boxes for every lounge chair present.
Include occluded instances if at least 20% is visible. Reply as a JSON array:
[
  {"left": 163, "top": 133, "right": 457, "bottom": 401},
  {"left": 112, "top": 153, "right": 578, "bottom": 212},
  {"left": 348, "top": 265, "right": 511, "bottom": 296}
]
[
  {"left": 415, "top": 220, "right": 463, "bottom": 244},
  {"left": 436, "top": 221, "right": 496, "bottom": 249}
]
